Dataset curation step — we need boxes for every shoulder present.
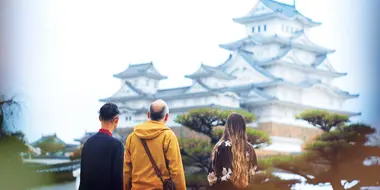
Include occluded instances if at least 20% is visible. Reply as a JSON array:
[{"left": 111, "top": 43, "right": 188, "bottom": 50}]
[
  {"left": 111, "top": 137, "right": 123, "bottom": 147},
  {"left": 214, "top": 140, "right": 232, "bottom": 154},
  {"left": 217, "top": 140, "right": 232, "bottom": 149},
  {"left": 246, "top": 142, "right": 256, "bottom": 154},
  {"left": 160, "top": 128, "right": 178, "bottom": 142},
  {"left": 164, "top": 128, "right": 177, "bottom": 137}
]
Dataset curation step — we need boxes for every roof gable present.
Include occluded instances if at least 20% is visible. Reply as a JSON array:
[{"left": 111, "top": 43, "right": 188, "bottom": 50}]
[
  {"left": 185, "top": 81, "right": 210, "bottom": 93},
  {"left": 246, "top": 89, "right": 273, "bottom": 101},
  {"left": 310, "top": 82, "right": 358, "bottom": 99},
  {"left": 313, "top": 57, "right": 337, "bottom": 73},
  {"left": 245, "top": 0, "right": 274, "bottom": 17},
  {"left": 185, "top": 64, "right": 235, "bottom": 80},
  {"left": 233, "top": 0, "right": 321, "bottom": 27},
  {"left": 111, "top": 83, "right": 140, "bottom": 98}
]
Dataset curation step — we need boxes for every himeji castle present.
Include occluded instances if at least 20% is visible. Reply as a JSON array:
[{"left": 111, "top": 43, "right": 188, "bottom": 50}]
[{"left": 99, "top": 0, "right": 360, "bottom": 154}]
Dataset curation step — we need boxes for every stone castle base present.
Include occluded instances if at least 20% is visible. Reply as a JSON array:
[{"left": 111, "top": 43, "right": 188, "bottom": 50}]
[{"left": 258, "top": 122, "right": 323, "bottom": 142}]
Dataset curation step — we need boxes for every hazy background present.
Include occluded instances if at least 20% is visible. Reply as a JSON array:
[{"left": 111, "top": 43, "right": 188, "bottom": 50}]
[{"left": 3, "top": 0, "right": 378, "bottom": 144}]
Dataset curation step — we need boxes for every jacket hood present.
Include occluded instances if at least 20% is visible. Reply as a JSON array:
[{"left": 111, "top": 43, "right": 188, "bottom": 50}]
[{"left": 133, "top": 120, "right": 170, "bottom": 140}]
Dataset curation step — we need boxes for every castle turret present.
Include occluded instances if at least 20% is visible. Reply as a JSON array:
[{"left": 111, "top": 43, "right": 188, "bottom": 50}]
[
  {"left": 100, "top": 62, "right": 167, "bottom": 127},
  {"left": 113, "top": 62, "right": 167, "bottom": 94},
  {"left": 232, "top": 0, "right": 321, "bottom": 37}
]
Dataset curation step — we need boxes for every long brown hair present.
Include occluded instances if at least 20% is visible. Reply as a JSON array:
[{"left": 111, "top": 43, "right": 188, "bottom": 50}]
[{"left": 212, "top": 112, "right": 250, "bottom": 188}]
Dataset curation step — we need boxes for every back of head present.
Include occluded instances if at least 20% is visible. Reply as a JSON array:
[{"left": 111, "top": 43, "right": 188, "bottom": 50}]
[
  {"left": 220, "top": 112, "right": 250, "bottom": 188},
  {"left": 148, "top": 99, "right": 169, "bottom": 122},
  {"left": 99, "top": 103, "right": 120, "bottom": 128}
]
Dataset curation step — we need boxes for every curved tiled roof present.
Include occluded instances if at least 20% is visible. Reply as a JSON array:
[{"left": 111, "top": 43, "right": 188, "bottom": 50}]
[
  {"left": 219, "top": 33, "right": 335, "bottom": 54},
  {"left": 233, "top": 0, "right": 321, "bottom": 27},
  {"left": 185, "top": 64, "right": 236, "bottom": 80},
  {"left": 113, "top": 62, "right": 168, "bottom": 80},
  {"left": 258, "top": 78, "right": 359, "bottom": 99}
]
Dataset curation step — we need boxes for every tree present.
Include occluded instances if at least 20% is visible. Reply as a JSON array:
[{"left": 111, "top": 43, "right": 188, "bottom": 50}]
[
  {"left": 175, "top": 108, "right": 270, "bottom": 171},
  {"left": 176, "top": 108, "right": 301, "bottom": 189},
  {"left": 0, "top": 98, "right": 52, "bottom": 189},
  {"left": 295, "top": 110, "right": 349, "bottom": 132},
  {"left": 34, "top": 137, "right": 66, "bottom": 155},
  {"left": 175, "top": 108, "right": 259, "bottom": 144},
  {"left": 266, "top": 110, "right": 380, "bottom": 190},
  {"left": 0, "top": 98, "right": 27, "bottom": 163}
]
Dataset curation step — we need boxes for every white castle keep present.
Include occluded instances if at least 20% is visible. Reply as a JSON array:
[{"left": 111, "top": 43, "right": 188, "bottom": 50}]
[{"left": 100, "top": 0, "right": 359, "bottom": 154}]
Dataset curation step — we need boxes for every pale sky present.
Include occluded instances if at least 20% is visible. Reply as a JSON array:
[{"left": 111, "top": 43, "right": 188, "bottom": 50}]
[{"left": 6, "top": 0, "right": 372, "bottom": 144}]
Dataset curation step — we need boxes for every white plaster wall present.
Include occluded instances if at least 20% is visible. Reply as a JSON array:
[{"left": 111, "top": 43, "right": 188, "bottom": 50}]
[
  {"left": 276, "top": 19, "right": 304, "bottom": 37},
  {"left": 273, "top": 86, "right": 302, "bottom": 102},
  {"left": 262, "top": 86, "right": 279, "bottom": 99},
  {"left": 167, "top": 97, "right": 211, "bottom": 108},
  {"left": 245, "top": 19, "right": 280, "bottom": 37},
  {"left": 122, "top": 100, "right": 150, "bottom": 110},
  {"left": 301, "top": 87, "right": 333, "bottom": 109},
  {"left": 250, "top": 44, "right": 281, "bottom": 60},
  {"left": 244, "top": 16, "right": 303, "bottom": 37},
  {"left": 118, "top": 112, "right": 136, "bottom": 127},
  {"left": 124, "top": 77, "right": 159, "bottom": 94},
  {"left": 265, "top": 64, "right": 307, "bottom": 83},
  {"left": 217, "top": 95, "right": 240, "bottom": 108},
  {"left": 308, "top": 72, "right": 334, "bottom": 84},
  {"left": 292, "top": 48, "right": 316, "bottom": 65},
  {"left": 225, "top": 55, "right": 273, "bottom": 86},
  {"left": 201, "top": 77, "right": 229, "bottom": 88}
]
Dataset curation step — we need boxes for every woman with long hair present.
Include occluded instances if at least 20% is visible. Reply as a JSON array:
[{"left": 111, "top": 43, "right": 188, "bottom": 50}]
[{"left": 207, "top": 112, "right": 258, "bottom": 189}]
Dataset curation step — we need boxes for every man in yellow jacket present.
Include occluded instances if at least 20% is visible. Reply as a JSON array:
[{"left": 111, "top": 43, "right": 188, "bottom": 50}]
[{"left": 123, "top": 99, "right": 186, "bottom": 190}]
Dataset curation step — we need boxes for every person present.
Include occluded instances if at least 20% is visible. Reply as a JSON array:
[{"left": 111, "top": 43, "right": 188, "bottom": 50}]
[
  {"left": 79, "top": 103, "right": 124, "bottom": 190},
  {"left": 207, "top": 113, "right": 258, "bottom": 190},
  {"left": 123, "top": 99, "right": 186, "bottom": 190}
]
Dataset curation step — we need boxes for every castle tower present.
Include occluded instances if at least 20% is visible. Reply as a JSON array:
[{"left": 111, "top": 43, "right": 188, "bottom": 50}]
[
  {"left": 99, "top": 0, "right": 360, "bottom": 154},
  {"left": 214, "top": 0, "right": 360, "bottom": 144}
]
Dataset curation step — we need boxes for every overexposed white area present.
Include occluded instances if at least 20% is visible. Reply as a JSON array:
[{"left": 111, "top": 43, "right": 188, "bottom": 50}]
[{"left": 263, "top": 136, "right": 303, "bottom": 153}]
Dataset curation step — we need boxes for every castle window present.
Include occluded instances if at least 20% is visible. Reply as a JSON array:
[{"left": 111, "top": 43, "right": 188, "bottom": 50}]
[
  {"left": 264, "top": 25, "right": 267, "bottom": 31},
  {"left": 146, "top": 79, "right": 149, "bottom": 86},
  {"left": 154, "top": 81, "right": 158, "bottom": 88},
  {"left": 252, "top": 27, "right": 255, "bottom": 33},
  {"left": 258, "top": 26, "right": 261, "bottom": 32}
]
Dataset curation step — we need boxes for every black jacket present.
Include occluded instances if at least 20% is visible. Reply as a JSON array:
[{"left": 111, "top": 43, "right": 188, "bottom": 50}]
[{"left": 79, "top": 132, "right": 124, "bottom": 190}]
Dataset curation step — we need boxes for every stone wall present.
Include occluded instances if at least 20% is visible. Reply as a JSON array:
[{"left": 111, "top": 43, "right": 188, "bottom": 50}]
[{"left": 258, "top": 122, "right": 323, "bottom": 142}]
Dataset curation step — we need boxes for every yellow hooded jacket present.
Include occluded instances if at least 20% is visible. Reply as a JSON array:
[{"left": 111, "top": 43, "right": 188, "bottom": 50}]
[{"left": 123, "top": 120, "right": 186, "bottom": 190}]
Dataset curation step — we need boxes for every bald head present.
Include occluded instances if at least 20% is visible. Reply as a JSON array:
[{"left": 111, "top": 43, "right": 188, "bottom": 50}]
[{"left": 148, "top": 99, "right": 169, "bottom": 122}]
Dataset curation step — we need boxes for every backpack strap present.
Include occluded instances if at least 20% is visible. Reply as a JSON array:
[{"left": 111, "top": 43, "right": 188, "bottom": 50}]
[{"left": 139, "top": 138, "right": 165, "bottom": 183}]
